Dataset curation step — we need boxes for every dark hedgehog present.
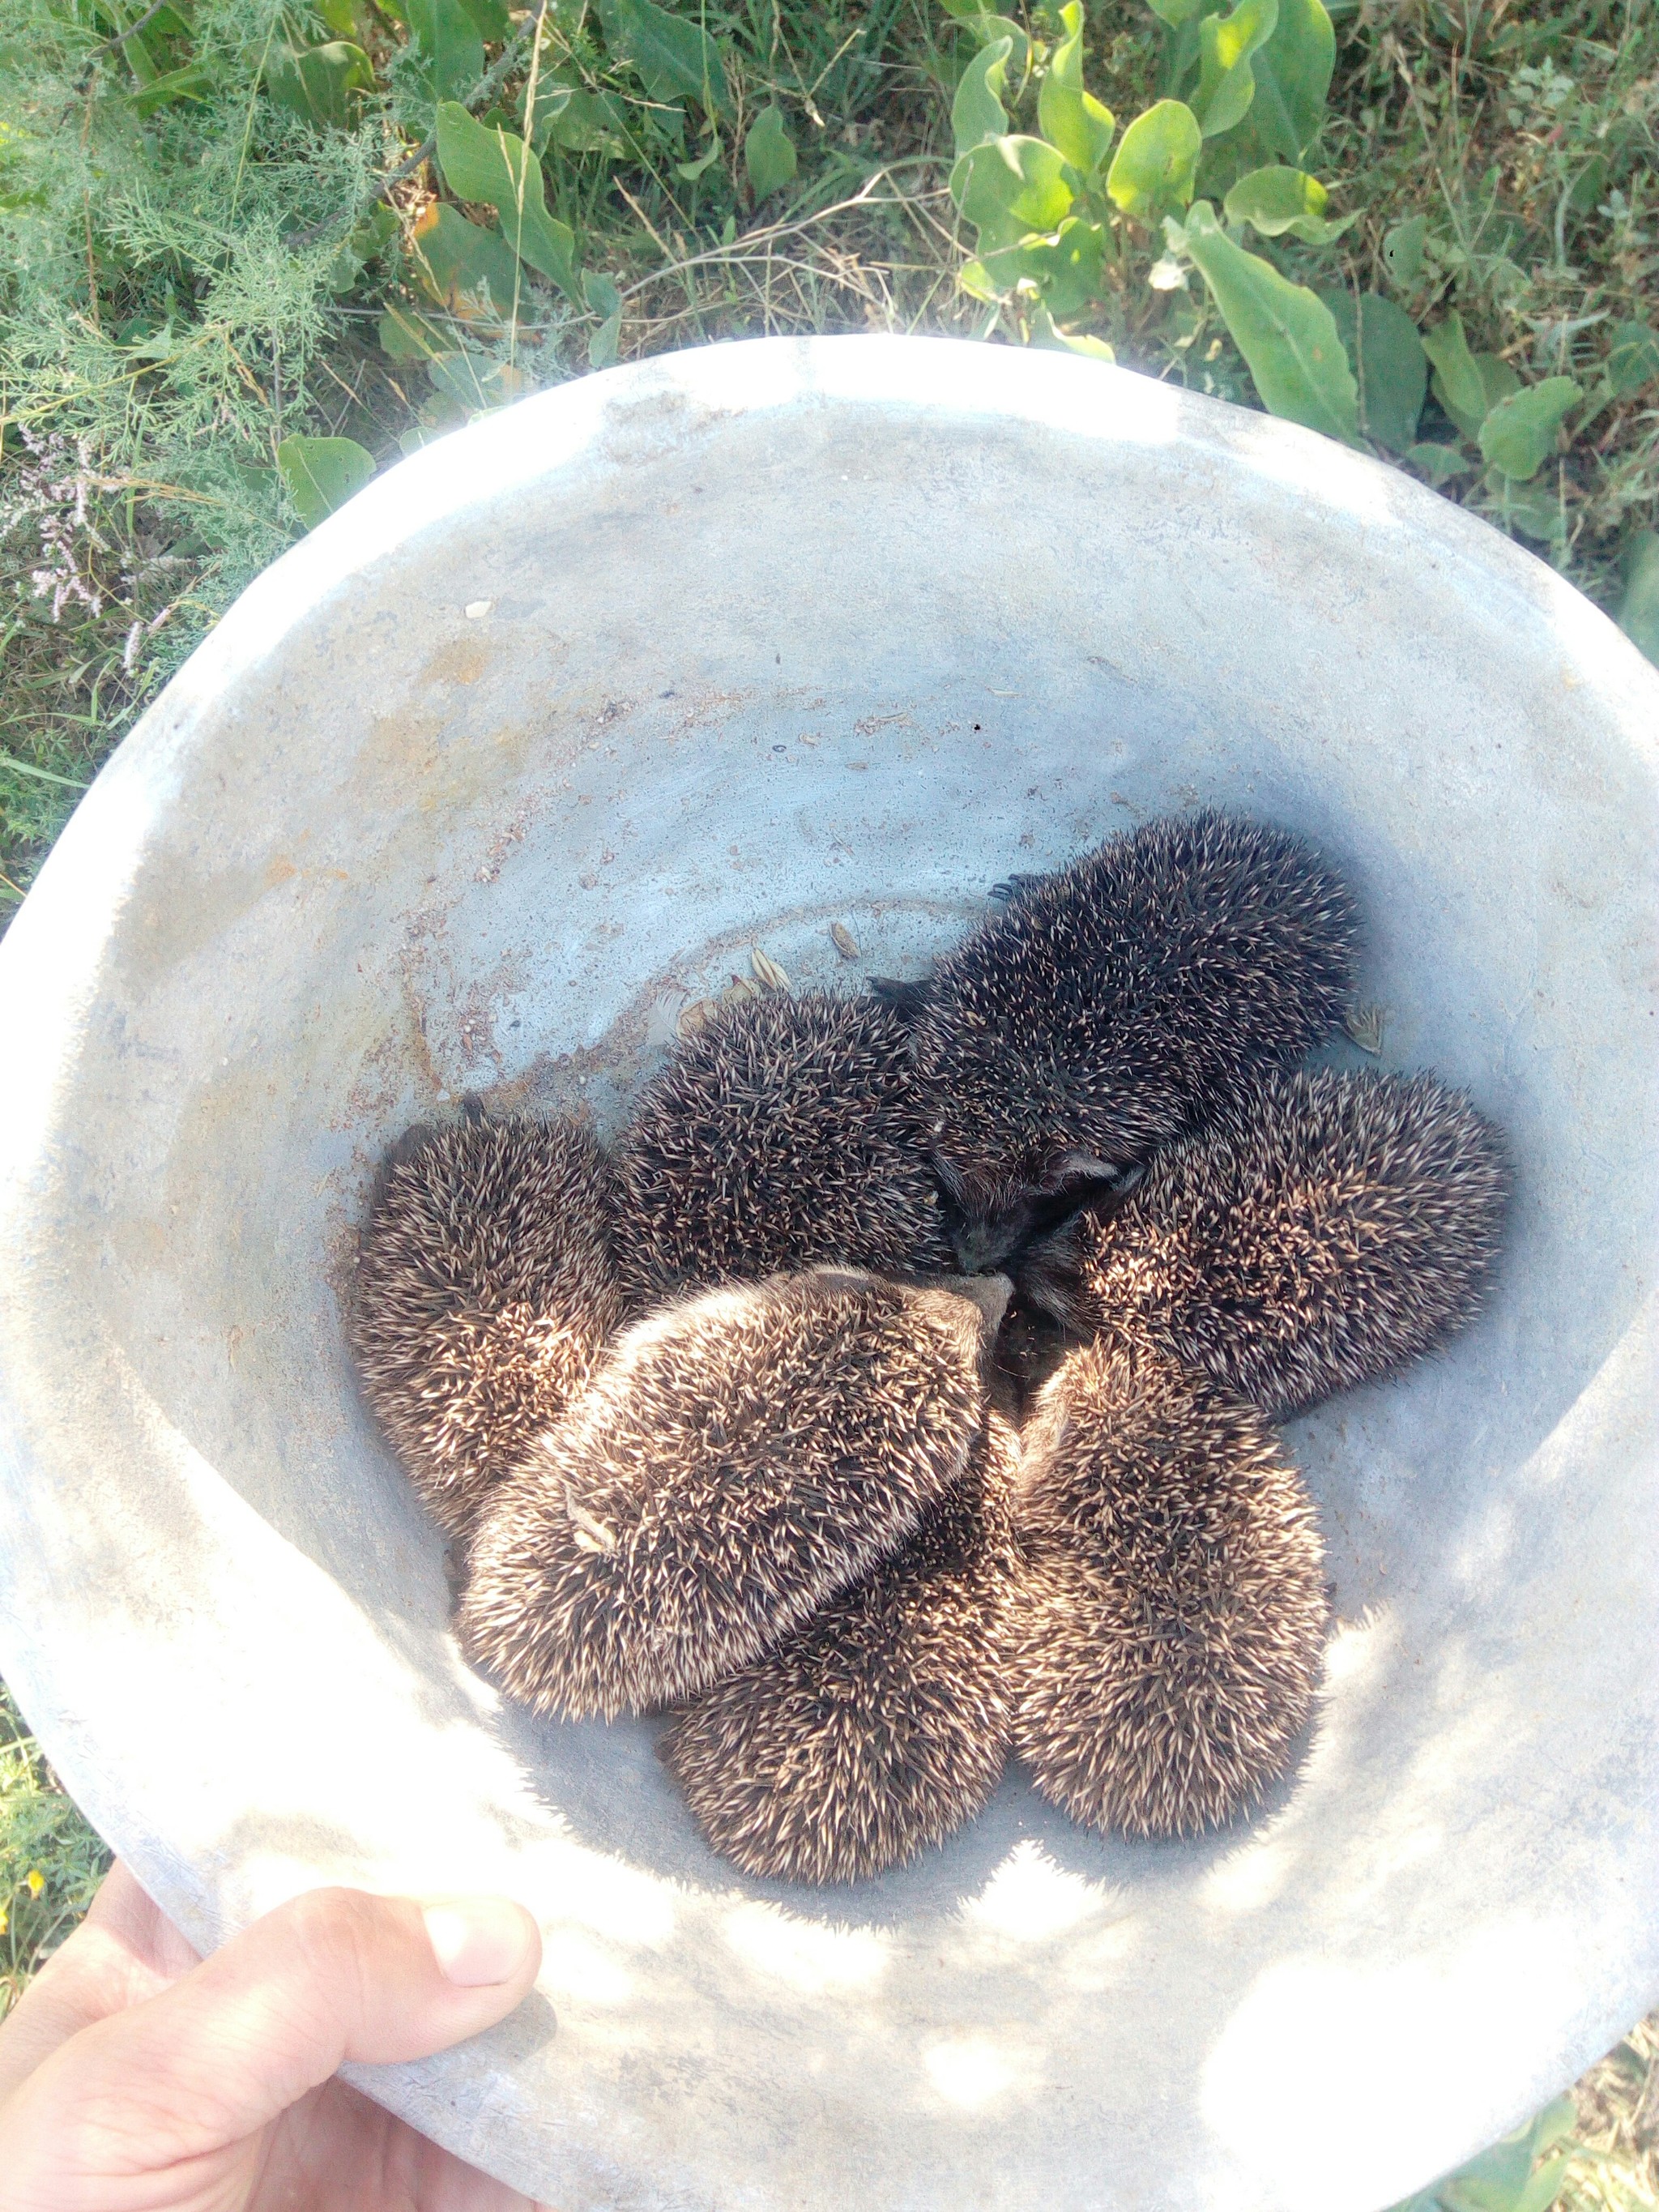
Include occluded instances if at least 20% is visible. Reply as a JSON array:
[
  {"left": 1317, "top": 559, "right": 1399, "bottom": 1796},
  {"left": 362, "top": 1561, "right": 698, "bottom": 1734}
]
[
  {"left": 661, "top": 1407, "right": 1023, "bottom": 1885},
  {"left": 613, "top": 990, "right": 955, "bottom": 1303},
  {"left": 458, "top": 1268, "right": 1002, "bottom": 1721},
  {"left": 906, "top": 811, "right": 1360, "bottom": 1268},
  {"left": 350, "top": 1112, "right": 625, "bottom": 1539},
  {"left": 1020, "top": 1065, "right": 1509, "bottom": 1420},
  {"left": 1009, "top": 1334, "right": 1328, "bottom": 1840}
]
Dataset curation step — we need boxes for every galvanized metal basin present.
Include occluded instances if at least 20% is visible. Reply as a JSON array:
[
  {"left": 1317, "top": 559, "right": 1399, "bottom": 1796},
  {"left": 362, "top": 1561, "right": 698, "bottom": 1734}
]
[{"left": 1, "top": 335, "right": 1655, "bottom": 2212}]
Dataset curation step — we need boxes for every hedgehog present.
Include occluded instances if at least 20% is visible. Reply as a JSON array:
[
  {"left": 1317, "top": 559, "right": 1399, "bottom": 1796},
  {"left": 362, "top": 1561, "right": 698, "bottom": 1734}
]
[
  {"left": 349, "top": 1111, "right": 626, "bottom": 1539},
  {"left": 1019, "top": 1065, "right": 1509, "bottom": 1421},
  {"left": 1009, "top": 1333, "right": 1328, "bottom": 1840},
  {"left": 612, "top": 990, "right": 956, "bottom": 1304},
  {"left": 458, "top": 1267, "right": 1005, "bottom": 1721},
  {"left": 905, "top": 811, "right": 1360, "bottom": 1269},
  {"left": 661, "top": 1406, "right": 1023, "bottom": 1885}
]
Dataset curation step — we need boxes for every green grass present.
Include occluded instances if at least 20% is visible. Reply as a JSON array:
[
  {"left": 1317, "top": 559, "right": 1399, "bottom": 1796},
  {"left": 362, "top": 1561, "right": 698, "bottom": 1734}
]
[{"left": 0, "top": 1679, "right": 110, "bottom": 2015}]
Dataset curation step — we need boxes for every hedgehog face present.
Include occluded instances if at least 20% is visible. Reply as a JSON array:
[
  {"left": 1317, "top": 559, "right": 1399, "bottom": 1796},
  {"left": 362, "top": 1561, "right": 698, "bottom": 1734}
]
[{"left": 935, "top": 1140, "right": 1145, "bottom": 1273}]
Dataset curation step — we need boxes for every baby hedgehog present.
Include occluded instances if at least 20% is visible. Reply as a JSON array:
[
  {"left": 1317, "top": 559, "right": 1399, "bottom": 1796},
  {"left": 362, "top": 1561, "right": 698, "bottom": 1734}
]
[
  {"left": 350, "top": 1112, "right": 625, "bottom": 1539},
  {"left": 907, "top": 810, "right": 1359, "bottom": 1268},
  {"left": 662, "top": 1407, "right": 1023, "bottom": 1885},
  {"left": 613, "top": 990, "right": 954, "bottom": 1302},
  {"left": 458, "top": 1268, "right": 1002, "bottom": 1721},
  {"left": 1021, "top": 1065, "right": 1509, "bottom": 1420},
  {"left": 1010, "top": 1334, "right": 1328, "bottom": 1839}
]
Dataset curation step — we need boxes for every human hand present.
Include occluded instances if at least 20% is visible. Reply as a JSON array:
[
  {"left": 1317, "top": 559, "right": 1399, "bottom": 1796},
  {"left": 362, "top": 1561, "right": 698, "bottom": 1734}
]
[{"left": 0, "top": 1859, "right": 548, "bottom": 2211}]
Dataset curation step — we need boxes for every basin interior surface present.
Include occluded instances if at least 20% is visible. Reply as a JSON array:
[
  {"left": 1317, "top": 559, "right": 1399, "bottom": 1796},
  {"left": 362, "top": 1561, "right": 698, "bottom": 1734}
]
[{"left": 1, "top": 336, "right": 1656, "bottom": 2212}]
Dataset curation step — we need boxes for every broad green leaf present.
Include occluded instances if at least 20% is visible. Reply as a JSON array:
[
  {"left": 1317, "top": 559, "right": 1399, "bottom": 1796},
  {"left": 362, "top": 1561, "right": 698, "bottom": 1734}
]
[
  {"left": 314, "top": 0, "right": 364, "bottom": 34},
  {"left": 406, "top": 0, "right": 483, "bottom": 100},
  {"left": 945, "top": 7, "right": 1031, "bottom": 70},
  {"left": 377, "top": 301, "right": 454, "bottom": 360},
  {"left": 326, "top": 203, "right": 397, "bottom": 293},
  {"left": 1383, "top": 211, "right": 1427, "bottom": 289},
  {"left": 522, "top": 75, "right": 574, "bottom": 150},
  {"left": 1038, "top": 3, "right": 1115, "bottom": 177},
  {"left": 1234, "top": 0, "right": 1332, "bottom": 160},
  {"left": 408, "top": 201, "right": 524, "bottom": 321},
  {"left": 1529, "top": 2099, "right": 1580, "bottom": 2159},
  {"left": 427, "top": 350, "right": 531, "bottom": 410},
  {"left": 1318, "top": 288, "right": 1426, "bottom": 451},
  {"left": 1405, "top": 441, "right": 1473, "bottom": 483},
  {"left": 952, "top": 35, "right": 1011, "bottom": 158},
  {"left": 584, "top": 268, "right": 622, "bottom": 367},
  {"left": 744, "top": 104, "right": 796, "bottom": 199},
  {"left": 1146, "top": 0, "right": 1208, "bottom": 21},
  {"left": 454, "top": 0, "right": 510, "bottom": 37},
  {"left": 129, "top": 58, "right": 215, "bottom": 110},
  {"left": 1478, "top": 376, "right": 1581, "bottom": 480},
  {"left": 1420, "top": 310, "right": 1489, "bottom": 439},
  {"left": 1605, "top": 318, "right": 1659, "bottom": 397},
  {"left": 939, "top": 0, "right": 1014, "bottom": 19},
  {"left": 1194, "top": 0, "right": 1277, "bottom": 139},
  {"left": 265, "top": 39, "right": 373, "bottom": 128},
  {"left": 276, "top": 435, "right": 374, "bottom": 531},
  {"left": 1223, "top": 163, "right": 1352, "bottom": 241},
  {"left": 435, "top": 103, "right": 578, "bottom": 295},
  {"left": 1182, "top": 199, "right": 1358, "bottom": 442},
  {"left": 1106, "top": 99, "right": 1201, "bottom": 217},
  {"left": 1028, "top": 305, "right": 1115, "bottom": 358},
  {"left": 1015, "top": 214, "right": 1107, "bottom": 318},
  {"left": 1512, "top": 2152, "right": 1571, "bottom": 2212},
  {"left": 951, "top": 135, "right": 1074, "bottom": 251},
  {"left": 957, "top": 257, "right": 1002, "bottom": 303},
  {"left": 538, "top": 83, "right": 625, "bottom": 153},
  {"left": 676, "top": 137, "right": 720, "bottom": 181},
  {"left": 1617, "top": 532, "right": 1659, "bottom": 667},
  {"left": 596, "top": 0, "right": 730, "bottom": 117}
]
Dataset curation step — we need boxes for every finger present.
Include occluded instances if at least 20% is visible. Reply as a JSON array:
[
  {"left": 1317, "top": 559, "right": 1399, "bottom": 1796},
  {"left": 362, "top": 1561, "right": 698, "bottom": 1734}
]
[
  {"left": 0, "top": 1864, "right": 199, "bottom": 2106},
  {"left": 3, "top": 1887, "right": 540, "bottom": 2175}
]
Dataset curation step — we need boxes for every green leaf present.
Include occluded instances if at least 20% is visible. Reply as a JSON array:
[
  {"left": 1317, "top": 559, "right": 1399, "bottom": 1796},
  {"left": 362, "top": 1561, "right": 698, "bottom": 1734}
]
[
  {"left": 427, "top": 350, "right": 532, "bottom": 411},
  {"left": 1223, "top": 163, "right": 1352, "bottom": 241},
  {"left": 957, "top": 257, "right": 1002, "bottom": 303},
  {"left": 951, "top": 135, "right": 1074, "bottom": 254},
  {"left": 1194, "top": 0, "right": 1278, "bottom": 139},
  {"left": 1146, "top": 0, "right": 1207, "bottom": 21},
  {"left": 128, "top": 58, "right": 215, "bottom": 111},
  {"left": 1235, "top": 0, "right": 1333, "bottom": 161},
  {"left": 1405, "top": 441, "right": 1473, "bottom": 483},
  {"left": 584, "top": 268, "right": 622, "bottom": 367},
  {"left": 377, "top": 301, "right": 454, "bottom": 360},
  {"left": 1318, "top": 288, "right": 1426, "bottom": 451},
  {"left": 454, "top": 0, "right": 510, "bottom": 37},
  {"left": 744, "top": 104, "right": 796, "bottom": 199},
  {"left": 1420, "top": 310, "right": 1491, "bottom": 440},
  {"left": 1028, "top": 305, "right": 1115, "bottom": 358},
  {"left": 1015, "top": 214, "right": 1107, "bottom": 318},
  {"left": 676, "top": 137, "right": 721, "bottom": 181},
  {"left": 945, "top": 6, "right": 1030, "bottom": 70},
  {"left": 596, "top": 0, "right": 730, "bottom": 117},
  {"left": 1383, "top": 211, "right": 1427, "bottom": 290},
  {"left": 1106, "top": 99, "right": 1201, "bottom": 217},
  {"left": 405, "top": 0, "right": 483, "bottom": 100},
  {"left": 408, "top": 201, "right": 525, "bottom": 322},
  {"left": 1617, "top": 532, "right": 1659, "bottom": 666},
  {"left": 1478, "top": 376, "right": 1581, "bottom": 480},
  {"left": 264, "top": 39, "right": 373, "bottom": 128},
  {"left": 1181, "top": 199, "right": 1358, "bottom": 442},
  {"left": 1512, "top": 2153, "right": 1571, "bottom": 2212},
  {"left": 952, "top": 35, "right": 1011, "bottom": 158},
  {"left": 435, "top": 103, "right": 578, "bottom": 296},
  {"left": 1038, "top": 3, "right": 1115, "bottom": 177},
  {"left": 1604, "top": 319, "right": 1659, "bottom": 397},
  {"left": 276, "top": 436, "right": 375, "bottom": 531}
]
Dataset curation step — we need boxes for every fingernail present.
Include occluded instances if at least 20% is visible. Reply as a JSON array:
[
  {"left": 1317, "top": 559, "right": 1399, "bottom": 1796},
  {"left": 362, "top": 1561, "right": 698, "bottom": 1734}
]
[{"left": 422, "top": 1898, "right": 536, "bottom": 1987}]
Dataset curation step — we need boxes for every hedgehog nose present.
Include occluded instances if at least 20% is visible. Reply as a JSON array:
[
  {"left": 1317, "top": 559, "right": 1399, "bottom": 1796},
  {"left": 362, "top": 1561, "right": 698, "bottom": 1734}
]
[{"left": 950, "top": 1215, "right": 1025, "bottom": 1274}]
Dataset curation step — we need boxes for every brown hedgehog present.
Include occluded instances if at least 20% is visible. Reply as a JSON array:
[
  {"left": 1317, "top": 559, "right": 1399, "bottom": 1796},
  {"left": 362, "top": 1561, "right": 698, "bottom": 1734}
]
[
  {"left": 458, "top": 1268, "right": 1002, "bottom": 1721},
  {"left": 349, "top": 1112, "right": 625, "bottom": 1539},
  {"left": 1009, "top": 1334, "right": 1328, "bottom": 1840},
  {"left": 906, "top": 811, "right": 1359, "bottom": 1268},
  {"left": 1020, "top": 1065, "right": 1509, "bottom": 1420},
  {"left": 661, "top": 1407, "right": 1023, "bottom": 1885},
  {"left": 613, "top": 990, "right": 955, "bottom": 1302}
]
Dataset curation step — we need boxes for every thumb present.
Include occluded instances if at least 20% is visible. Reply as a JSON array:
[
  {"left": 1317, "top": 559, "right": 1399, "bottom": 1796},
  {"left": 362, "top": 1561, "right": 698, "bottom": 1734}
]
[{"left": 5, "top": 1886, "right": 541, "bottom": 2166}]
